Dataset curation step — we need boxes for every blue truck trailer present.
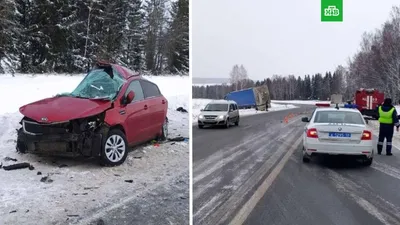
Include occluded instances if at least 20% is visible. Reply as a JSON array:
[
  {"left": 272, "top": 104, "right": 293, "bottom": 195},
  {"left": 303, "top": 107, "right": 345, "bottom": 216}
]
[{"left": 224, "top": 85, "right": 271, "bottom": 111}]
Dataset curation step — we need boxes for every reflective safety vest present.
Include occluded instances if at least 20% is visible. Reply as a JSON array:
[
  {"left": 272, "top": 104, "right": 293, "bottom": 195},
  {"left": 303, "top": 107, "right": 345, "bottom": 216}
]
[{"left": 378, "top": 106, "right": 395, "bottom": 124}]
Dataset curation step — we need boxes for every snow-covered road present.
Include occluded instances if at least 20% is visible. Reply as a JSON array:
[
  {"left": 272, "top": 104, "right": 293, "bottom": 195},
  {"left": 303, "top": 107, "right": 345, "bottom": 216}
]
[{"left": 0, "top": 74, "right": 190, "bottom": 225}]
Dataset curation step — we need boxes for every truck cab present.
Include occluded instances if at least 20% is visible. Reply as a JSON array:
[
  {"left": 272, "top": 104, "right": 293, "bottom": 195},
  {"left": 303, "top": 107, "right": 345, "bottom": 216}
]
[{"left": 355, "top": 88, "right": 384, "bottom": 119}]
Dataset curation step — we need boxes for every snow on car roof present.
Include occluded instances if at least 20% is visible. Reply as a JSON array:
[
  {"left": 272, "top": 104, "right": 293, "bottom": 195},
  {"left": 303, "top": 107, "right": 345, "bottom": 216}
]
[
  {"left": 315, "top": 107, "right": 360, "bottom": 113},
  {"left": 209, "top": 99, "right": 235, "bottom": 104}
]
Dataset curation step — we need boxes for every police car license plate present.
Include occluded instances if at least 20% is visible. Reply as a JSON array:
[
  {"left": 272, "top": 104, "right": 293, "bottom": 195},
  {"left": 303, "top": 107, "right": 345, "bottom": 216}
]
[{"left": 329, "top": 132, "right": 351, "bottom": 137}]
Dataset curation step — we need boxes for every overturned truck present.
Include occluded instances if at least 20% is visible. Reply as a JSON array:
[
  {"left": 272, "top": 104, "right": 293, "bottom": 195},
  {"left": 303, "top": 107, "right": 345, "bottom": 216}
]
[{"left": 224, "top": 85, "right": 271, "bottom": 111}]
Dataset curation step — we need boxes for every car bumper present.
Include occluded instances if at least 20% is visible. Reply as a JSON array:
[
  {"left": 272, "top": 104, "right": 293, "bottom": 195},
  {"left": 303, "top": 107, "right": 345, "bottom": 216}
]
[
  {"left": 17, "top": 128, "right": 102, "bottom": 157},
  {"left": 198, "top": 118, "right": 226, "bottom": 126},
  {"left": 304, "top": 140, "right": 373, "bottom": 158}
]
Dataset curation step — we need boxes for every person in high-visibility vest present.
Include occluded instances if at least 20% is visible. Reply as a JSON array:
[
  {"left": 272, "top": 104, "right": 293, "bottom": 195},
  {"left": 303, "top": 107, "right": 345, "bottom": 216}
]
[{"left": 377, "top": 98, "right": 400, "bottom": 155}]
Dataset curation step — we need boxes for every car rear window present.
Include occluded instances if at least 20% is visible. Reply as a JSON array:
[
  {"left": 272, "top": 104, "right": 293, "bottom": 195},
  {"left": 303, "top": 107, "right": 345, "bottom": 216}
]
[
  {"left": 314, "top": 111, "right": 364, "bottom": 124},
  {"left": 140, "top": 80, "right": 161, "bottom": 98}
]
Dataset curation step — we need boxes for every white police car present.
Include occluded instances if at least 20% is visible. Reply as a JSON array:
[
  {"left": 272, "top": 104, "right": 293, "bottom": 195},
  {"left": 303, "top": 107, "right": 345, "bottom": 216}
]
[{"left": 301, "top": 103, "right": 374, "bottom": 166}]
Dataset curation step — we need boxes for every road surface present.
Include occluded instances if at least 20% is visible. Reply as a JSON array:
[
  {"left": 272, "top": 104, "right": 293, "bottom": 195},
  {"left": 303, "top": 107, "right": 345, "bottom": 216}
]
[{"left": 193, "top": 105, "right": 400, "bottom": 225}]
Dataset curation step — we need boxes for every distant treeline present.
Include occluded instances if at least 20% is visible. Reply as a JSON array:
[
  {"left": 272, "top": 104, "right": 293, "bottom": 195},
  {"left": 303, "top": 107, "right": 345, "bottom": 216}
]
[{"left": 192, "top": 69, "right": 346, "bottom": 101}]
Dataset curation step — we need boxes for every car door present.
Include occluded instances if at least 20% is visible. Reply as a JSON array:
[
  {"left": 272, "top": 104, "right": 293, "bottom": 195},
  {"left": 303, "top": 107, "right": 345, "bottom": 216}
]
[
  {"left": 233, "top": 103, "right": 239, "bottom": 120},
  {"left": 140, "top": 80, "right": 165, "bottom": 139},
  {"left": 228, "top": 104, "right": 235, "bottom": 122},
  {"left": 123, "top": 80, "right": 148, "bottom": 144}
]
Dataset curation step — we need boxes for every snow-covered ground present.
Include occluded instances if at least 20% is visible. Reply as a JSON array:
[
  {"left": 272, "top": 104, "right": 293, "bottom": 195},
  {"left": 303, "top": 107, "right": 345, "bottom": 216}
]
[
  {"left": 192, "top": 83, "right": 230, "bottom": 87},
  {"left": 192, "top": 98, "right": 297, "bottom": 123},
  {"left": 271, "top": 100, "right": 331, "bottom": 105},
  {"left": 0, "top": 74, "right": 189, "bottom": 225}
]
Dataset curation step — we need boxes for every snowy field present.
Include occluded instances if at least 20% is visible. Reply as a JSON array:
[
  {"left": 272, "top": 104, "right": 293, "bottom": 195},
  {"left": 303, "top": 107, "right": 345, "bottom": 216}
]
[
  {"left": 192, "top": 98, "right": 297, "bottom": 123},
  {"left": 192, "top": 83, "right": 230, "bottom": 87},
  {"left": 0, "top": 74, "right": 189, "bottom": 225},
  {"left": 271, "top": 100, "right": 331, "bottom": 105}
]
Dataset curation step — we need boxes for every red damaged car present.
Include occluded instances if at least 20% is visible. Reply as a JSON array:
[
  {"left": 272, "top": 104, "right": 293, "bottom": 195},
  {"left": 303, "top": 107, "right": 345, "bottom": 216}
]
[{"left": 16, "top": 62, "right": 168, "bottom": 166}]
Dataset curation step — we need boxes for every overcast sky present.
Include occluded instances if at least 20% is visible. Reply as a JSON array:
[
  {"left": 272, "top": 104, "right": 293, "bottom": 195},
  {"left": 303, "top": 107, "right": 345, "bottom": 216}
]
[{"left": 192, "top": 0, "right": 400, "bottom": 80}]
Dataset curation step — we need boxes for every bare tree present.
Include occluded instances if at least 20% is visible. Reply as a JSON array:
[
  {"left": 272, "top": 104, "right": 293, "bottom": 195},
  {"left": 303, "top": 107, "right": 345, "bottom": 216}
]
[
  {"left": 238, "top": 64, "right": 249, "bottom": 89},
  {"left": 229, "top": 64, "right": 240, "bottom": 91}
]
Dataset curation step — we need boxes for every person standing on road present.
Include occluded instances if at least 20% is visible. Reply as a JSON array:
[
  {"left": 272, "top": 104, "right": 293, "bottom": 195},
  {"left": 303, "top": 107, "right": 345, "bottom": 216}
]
[{"left": 377, "top": 98, "right": 400, "bottom": 155}]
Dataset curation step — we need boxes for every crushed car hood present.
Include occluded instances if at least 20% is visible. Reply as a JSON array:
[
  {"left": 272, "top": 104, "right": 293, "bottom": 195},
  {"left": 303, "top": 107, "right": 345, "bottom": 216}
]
[{"left": 19, "top": 96, "right": 112, "bottom": 123}]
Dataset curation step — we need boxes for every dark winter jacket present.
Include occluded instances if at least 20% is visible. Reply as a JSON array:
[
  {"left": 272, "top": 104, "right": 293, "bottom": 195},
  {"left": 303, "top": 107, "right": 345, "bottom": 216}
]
[{"left": 378, "top": 104, "right": 400, "bottom": 127}]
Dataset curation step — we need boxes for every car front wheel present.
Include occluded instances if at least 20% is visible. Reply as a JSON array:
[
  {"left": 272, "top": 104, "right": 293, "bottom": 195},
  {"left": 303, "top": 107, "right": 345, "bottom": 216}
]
[
  {"left": 100, "top": 129, "right": 128, "bottom": 166},
  {"left": 235, "top": 117, "right": 239, "bottom": 126},
  {"left": 225, "top": 118, "right": 230, "bottom": 128}
]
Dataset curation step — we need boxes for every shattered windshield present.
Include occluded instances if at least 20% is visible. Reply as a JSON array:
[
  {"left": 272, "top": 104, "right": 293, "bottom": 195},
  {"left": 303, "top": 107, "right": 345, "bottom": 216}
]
[{"left": 68, "top": 68, "right": 125, "bottom": 100}]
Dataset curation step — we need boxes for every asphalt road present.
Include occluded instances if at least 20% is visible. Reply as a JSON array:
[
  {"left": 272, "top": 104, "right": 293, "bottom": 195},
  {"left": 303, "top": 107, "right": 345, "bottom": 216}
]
[{"left": 193, "top": 105, "right": 400, "bottom": 225}]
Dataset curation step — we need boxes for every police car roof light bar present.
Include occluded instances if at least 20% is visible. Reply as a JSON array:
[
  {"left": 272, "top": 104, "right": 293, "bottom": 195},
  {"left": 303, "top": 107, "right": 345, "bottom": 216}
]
[{"left": 315, "top": 103, "right": 331, "bottom": 107}]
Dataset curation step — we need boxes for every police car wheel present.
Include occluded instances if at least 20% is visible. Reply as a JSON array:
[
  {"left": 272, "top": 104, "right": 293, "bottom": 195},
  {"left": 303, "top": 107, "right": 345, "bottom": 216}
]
[
  {"left": 363, "top": 158, "right": 373, "bottom": 166},
  {"left": 302, "top": 147, "right": 310, "bottom": 163}
]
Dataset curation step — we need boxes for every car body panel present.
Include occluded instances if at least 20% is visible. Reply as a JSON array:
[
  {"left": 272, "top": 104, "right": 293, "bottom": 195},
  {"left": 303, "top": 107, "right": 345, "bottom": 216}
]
[
  {"left": 198, "top": 100, "right": 239, "bottom": 126},
  {"left": 302, "top": 107, "right": 373, "bottom": 158},
  {"left": 144, "top": 96, "right": 167, "bottom": 137},
  {"left": 16, "top": 62, "right": 168, "bottom": 162}
]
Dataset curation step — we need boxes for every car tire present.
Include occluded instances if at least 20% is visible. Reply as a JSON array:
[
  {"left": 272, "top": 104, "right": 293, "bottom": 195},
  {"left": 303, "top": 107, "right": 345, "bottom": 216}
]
[
  {"left": 16, "top": 128, "right": 27, "bottom": 153},
  {"left": 235, "top": 118, "right": 239, "bottom": 126},
  {"left": 198, "top": 124, "right": 204, "bottom": 129},
  {"left": 225, "top": 118, "right": 230, "bottom": 128},
  {"left": 302, "top": 147, "right": 310, "bottom": 163},
  {"left": 158, "top": 117, "right": 168, "bottom": 141},
  {"left": 302, "top": 156, "right": 310, "bottom": 163},
  {"left": 363, "top": 157, "right": 373, "bottom": 166},
  {"left": 100, "top": 129, "right": 128, "bottom": 166}
]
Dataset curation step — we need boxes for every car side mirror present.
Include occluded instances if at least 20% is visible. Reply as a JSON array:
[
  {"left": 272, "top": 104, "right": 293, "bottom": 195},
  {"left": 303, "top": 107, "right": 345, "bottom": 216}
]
[
  {"left": 125, "top": 91, "right": 135, "bottom": 104},
  {"left": 301, "top": 117, "right": 309, "bottom": 122}
]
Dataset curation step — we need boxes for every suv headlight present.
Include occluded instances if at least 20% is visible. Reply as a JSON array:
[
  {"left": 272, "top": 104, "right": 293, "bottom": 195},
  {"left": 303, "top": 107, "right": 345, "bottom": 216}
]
[
  {"left": 199, "top": 115, "right": 204, "bottom": 119},
  {"left": 218, "top": 115, "right": 225, "bottom": 119}
]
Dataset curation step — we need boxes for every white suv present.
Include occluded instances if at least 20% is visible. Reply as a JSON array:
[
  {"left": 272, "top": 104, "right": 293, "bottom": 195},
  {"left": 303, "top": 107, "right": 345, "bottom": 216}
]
[
  {"left": 198, "top": 100, "right": 239, "bottom": 129},
  {"left": 302, "top": 104, "right": 374, "bottom": 166}
]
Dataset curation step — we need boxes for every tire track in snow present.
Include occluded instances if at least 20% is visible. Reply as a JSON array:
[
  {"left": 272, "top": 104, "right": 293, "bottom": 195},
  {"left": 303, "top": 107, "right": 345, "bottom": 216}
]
[
  {"left": 291, "top": 157, "right": 400, "bottom": 225},
  {"left": 193, "top": 116, "right": 300, "bottom": 183},
  {"left": 193, "top": 117, "right": 304, "bottom": 225},
  {"left": 193, "top": 129, "right": 292, "bottom": 213},
  {"left": 193, "top": 118, "right": 298, "bottom": 200}
]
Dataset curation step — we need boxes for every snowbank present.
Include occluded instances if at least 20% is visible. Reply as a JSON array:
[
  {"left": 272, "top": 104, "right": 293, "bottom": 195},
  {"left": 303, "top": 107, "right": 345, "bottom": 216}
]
[
  {"left": 0, "top": 74, "right": 189, "bottom": 225},
  {"left": 192, "top": 98, "right": 297, "bottom": 123},
  {"left": 192, "top": 83, "right": 231, "bottom": 87},
  {"left": 271, "top": 100, "right": 331, "bottom": 105}
]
